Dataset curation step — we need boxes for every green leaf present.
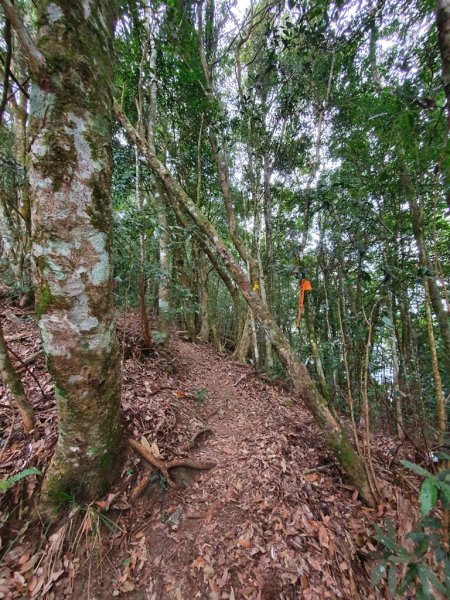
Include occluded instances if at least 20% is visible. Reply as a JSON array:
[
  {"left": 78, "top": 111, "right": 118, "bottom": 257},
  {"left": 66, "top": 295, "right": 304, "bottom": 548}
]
[
  {"left": 0, "top": 467, "right": 41, "bottom": 492},
  {"left": 10, "top": 467, "right": 41, "bottom": 483},
  {"left": 417, "top": 564, "right": 431, "bottom": 597},
  {"left": 420, "top": 477, "right": 438, "bottom": 515},
  {"left": 421, "top": 516, "right": 442, "bottom": 529},
  {"left": 388, "top": 564, "right": 397, "bottom": 596},
  {"left": 423, "top": 565, "right": 447, "bottom": 594},
  {"left": 436, "top": 480, "right": 450, "bottom": 505},
  {"left": 399, "top": 563, "right": 418, "bottom": 594},
  {"left": 400, "top": 460, "right": 432, "bottom": 478},
  {"left": 374, "top": 523, "right": 398, "bottom": 552},
  {"left": 371, "top": 560, "right": 387, "bottom": 587},
  {"left": 382, "top": 316, "right": 394, "bottom": 328}
]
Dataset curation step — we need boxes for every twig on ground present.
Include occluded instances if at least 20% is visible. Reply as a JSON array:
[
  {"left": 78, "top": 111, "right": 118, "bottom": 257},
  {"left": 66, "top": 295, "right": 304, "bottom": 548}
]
[
  {"left": 303, "top": 463, "right": 336, "bottom": 475},
  {"left": 18, "top": 349, "right": 44, "bottom": 368},
  {"left": 0, "top": 412, "right": 16, "bottom": 461},
  {"left": 5, "top": 332, "right": 29, "bottom": 342},
  {"left": 234, "top": 372, "right": 254, "bottom": 387}
]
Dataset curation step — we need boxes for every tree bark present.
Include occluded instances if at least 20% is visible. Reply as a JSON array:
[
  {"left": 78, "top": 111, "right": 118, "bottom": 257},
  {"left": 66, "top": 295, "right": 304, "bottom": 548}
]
[
  {"left": 424, "top": 278, "right": 447, "bottom": 442},
  {"left": 156, "top": 199, "right": 171, "bottom": 347},
  {"left": 25, "top": 1, "right": 121, "bottom": 502}
]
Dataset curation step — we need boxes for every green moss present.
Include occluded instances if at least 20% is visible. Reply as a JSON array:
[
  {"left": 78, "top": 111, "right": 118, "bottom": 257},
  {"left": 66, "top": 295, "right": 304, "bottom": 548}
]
[
  {"left": 55, "top": 386, "right": 69, "bottom": 399},
  {"left": 35, "top": 284, "right": 53, "bottom": 319},
  {"left": 87, "top": 181, "right": 105, "bottom": 230},
  {"left": 35, "top": 283, "right": 71, "bottom": 319},
  {"left": 36, "top": 128, "right": 77, "bottom": 192}
]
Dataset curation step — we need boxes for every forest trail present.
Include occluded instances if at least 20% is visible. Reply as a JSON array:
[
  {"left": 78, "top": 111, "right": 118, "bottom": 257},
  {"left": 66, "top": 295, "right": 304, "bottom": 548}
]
[
  {"left": 98, "top": 331, "right": 382, "bottom": 600},
  {"left": 0, "top": 309, "right": 388, "bottom": 600}
]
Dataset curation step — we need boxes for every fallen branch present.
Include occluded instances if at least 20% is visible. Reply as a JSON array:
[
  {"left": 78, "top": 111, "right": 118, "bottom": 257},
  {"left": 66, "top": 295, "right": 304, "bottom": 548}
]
[
  {"left": 148, "top": 386, "right": 176, "bottom": 397},
  {"left": 234, "top": 372, "right": 254, "bottom": 387},
  {"left": 19, "top": 349, "right": 44, "bottom": 367},
  {"left": 8, "top": 346, "right": 47, "bottom": 398},
  {"left": 303, "top": 462, "right": 336, "bottom": 475},
  {"left": 128, "top": 438, "right": 216, "bottom": 489},
  {"left": 5, "top": 332, "right": 29, "bottom": 342}
]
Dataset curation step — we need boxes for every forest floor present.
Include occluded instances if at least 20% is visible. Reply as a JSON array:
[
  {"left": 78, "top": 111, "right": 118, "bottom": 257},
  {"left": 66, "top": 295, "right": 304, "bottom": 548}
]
[{"left": 0, "top": 303, "right": 423, "bottom": 600}]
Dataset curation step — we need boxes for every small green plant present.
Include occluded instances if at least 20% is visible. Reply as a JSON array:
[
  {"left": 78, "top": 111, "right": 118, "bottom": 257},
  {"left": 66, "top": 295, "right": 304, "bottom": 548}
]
[
  {"left": 0, "top": 467, "right": 42, "bottom": 492},
  {"left": 195, "top": 387, "right": 207, "bottom": 405},
  {"left": 152, "top": 329, "right": 167, "bottom": 345},
  {"left": 371, "top": 459, "right": 450, "bottom": 599},
  {"left": 150, "top": 472, "right": 169, "bottom": 491}
]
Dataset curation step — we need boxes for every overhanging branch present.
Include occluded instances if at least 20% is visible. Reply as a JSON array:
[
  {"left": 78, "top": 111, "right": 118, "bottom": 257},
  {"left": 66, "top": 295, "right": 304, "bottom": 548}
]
[{"left": 0, "top": 0, "right": 48, "bottom": 83}]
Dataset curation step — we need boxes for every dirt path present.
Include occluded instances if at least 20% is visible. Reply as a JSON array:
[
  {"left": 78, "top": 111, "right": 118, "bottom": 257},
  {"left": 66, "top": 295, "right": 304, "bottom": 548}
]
[
  {"left": 118, "top": 337, "right": 379, "bottom": 600},
  {"left": 0, "top": 309, "right": 381, "bottom": 600}
]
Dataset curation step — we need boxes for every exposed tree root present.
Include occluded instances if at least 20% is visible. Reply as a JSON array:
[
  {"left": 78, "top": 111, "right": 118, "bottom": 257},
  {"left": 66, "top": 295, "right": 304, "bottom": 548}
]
[
  {"left": 180, "top": 428, "right": 213, "bottom": 453},
  {"left": 128, "top": 438, "right": 216, "bottom": 489}
]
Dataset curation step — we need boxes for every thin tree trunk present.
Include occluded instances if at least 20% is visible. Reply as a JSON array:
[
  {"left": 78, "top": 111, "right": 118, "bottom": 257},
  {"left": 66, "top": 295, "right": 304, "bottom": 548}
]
[
  {"left": 388, "top": 294, "right": 405, "bottom": 440},
  {"left": 135, "top": 145, "right": 152, "bottom": 350},
  {"left": 0, "top": 319, "right": 34, "bottom": 432},
  {"left": 304, "top": 299, "right": 331, "bottom": 407},
  {"left": 234, "top": 309, "right": 252, "bottom": 362},
  {"left": 424, "top": 278, "right": 447, "bottom": 442},
  {"left": 156, "top": 200, "right": 171, "bottom": 347},
  {"left": 199, "top": 251, "right": 210, "bottom": 341},
  {"left": 400, "top": 158, "right": 450, "bottom": 371}
]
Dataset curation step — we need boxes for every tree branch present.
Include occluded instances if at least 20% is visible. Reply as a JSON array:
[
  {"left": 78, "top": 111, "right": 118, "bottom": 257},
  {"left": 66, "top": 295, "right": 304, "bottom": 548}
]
[{"left": 0, "top": 0, "right": 47, "bottom": 83}]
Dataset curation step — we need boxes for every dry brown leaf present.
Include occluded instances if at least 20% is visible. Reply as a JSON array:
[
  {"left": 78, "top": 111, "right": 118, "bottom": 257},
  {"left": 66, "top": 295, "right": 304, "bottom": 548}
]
[
  {"left": 237, "top": 538, "right": 252, "bottom": 549},
  {"left": 140, "top": 436, "right": 151, "bottom": 452},
  {"left": 150, "top": 442, "right": 160, "bottom": 458}
]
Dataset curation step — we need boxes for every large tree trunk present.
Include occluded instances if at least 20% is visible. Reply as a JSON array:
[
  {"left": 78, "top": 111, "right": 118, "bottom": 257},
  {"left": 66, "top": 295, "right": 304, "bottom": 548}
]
[
  {"left": 116, "top": 105, "right": 378, "bottom": 506},
  {"left": 26, "top": 1, "right": 121, "bottom": 502}
]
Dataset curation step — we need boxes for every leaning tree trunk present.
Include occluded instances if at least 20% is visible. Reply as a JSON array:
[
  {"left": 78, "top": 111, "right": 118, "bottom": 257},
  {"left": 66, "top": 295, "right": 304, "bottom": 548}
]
[
  {"left": 0, "top": 319, "right": 34, "bottom": 432},
  {"left": 116, "top": 105, "right": 378, "bottom": 506},
  {"left": 20, "top": 1, "right": 121, "bottom": 501}
]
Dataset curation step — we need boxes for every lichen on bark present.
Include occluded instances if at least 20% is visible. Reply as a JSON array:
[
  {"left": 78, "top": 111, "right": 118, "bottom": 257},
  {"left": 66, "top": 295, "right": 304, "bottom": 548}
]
[{"left": 28, "top": 0, "right": 121, "bottom": 503}]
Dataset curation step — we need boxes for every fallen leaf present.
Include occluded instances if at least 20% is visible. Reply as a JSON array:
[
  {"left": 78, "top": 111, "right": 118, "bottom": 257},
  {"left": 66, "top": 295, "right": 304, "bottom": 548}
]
[{"left": 140, "top": 436, "right": 151, "bottom": 452}]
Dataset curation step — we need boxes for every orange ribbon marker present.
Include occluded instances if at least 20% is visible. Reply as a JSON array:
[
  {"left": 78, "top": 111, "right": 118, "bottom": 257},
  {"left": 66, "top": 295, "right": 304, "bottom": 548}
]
[{"left": 296, "top": 278, "right": 312, "bottom": 326}]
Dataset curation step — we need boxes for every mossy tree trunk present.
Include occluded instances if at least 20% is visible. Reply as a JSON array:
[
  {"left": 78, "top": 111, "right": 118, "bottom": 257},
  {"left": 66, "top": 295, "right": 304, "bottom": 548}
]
[
  {"left": 9, "top": 0, "right": 122, "bottom": 502},
  {"left": 0, "top": 319, "right": 35, "bottom": 432}
]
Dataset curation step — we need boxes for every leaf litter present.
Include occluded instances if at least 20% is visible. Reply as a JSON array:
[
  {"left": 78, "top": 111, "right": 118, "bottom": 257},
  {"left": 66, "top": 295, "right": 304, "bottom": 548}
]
[{"left": 0, "top": 304, "right": 426, "bottom": 599}]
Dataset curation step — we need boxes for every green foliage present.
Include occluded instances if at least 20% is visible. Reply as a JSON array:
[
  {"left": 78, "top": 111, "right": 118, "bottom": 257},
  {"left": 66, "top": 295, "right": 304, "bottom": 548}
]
[
  {"left": 150, "top": 472, "right": 169, "bottom": 492},
  {"left": 0, "top": 468, "right": 42, "bottom": 492},
  {"left": 195, "top": 387, "right": 207, "bottom": 405},
  {"left": 400, "top": 460, "right": 450, "bottom": 515},
  {"left": 372, "top": 462, "right": 450, "bottom": 598}
]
